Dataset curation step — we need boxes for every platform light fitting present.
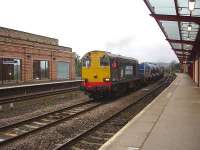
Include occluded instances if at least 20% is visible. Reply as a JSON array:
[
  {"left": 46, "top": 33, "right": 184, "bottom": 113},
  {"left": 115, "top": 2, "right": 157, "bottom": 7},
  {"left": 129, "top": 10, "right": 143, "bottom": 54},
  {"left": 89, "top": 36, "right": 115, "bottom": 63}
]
[
  {"left": 188, "top": 24, "right": 192, "bottom": 31},
  {"left": 189, "top": 0, "right": 195, "bottom": 11}
]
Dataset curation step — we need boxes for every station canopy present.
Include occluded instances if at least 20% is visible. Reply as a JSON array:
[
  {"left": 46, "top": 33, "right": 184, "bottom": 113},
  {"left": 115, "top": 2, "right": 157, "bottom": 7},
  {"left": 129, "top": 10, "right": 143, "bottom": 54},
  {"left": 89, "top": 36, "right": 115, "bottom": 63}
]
[{"left": 144, "top": 0, "right": 200, "bottom": 64}]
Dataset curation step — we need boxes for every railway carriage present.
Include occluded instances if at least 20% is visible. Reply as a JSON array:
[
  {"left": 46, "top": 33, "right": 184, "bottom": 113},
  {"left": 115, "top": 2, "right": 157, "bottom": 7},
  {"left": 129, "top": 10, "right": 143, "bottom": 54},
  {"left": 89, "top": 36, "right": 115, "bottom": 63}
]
[
  {"left": 139, "top": 62, "right": 152, "bottom": 81},
  {"left": 80, "top": 50, "right": 141, "bottom": 99},
  {"left": 139, "top": 62, "right": 164, "bottom": 81}
]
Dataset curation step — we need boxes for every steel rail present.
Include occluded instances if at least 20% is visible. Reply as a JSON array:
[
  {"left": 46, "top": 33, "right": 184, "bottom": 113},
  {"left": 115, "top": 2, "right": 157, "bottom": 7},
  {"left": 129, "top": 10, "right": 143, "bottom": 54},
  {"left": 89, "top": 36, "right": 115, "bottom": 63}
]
[
  {"left": 0, "top": 100, "right": 105, "bottom": 146},
  {"left": 0, "top": 86, "right": 80, "bottom": 105}
]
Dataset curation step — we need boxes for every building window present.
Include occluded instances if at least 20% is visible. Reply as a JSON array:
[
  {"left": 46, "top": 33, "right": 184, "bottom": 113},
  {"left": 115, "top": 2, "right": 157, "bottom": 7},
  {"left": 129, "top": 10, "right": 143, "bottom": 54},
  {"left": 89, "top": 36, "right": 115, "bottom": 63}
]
[
  {"left": 57, "top": 61, "right": 69, "bottom": 80},
  {"left": 0, "top": 58, "right": 21, "bottom": 85},
  {"left": 33, "top": 60, "right": 49, "bottom": 80}
]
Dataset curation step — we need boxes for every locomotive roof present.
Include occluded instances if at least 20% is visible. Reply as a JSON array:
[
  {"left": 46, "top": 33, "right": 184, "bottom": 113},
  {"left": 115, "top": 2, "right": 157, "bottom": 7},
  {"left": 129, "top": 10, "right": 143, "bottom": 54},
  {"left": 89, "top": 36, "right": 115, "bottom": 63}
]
[
  {"left": 105, "top": 51, "right": 138, "bottom": 62},
  {"left": 140, "top": 62, "right": 162, "bottom": 69},
  {"left": 84, "top": 50, "right": 138, "bottom": 63}
]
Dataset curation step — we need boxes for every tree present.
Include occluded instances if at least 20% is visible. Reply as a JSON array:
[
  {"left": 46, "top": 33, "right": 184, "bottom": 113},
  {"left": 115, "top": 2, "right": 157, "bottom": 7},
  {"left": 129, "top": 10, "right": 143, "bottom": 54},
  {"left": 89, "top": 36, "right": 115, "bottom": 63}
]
[
  {"left": 169, "top": 60, "right": 180, "bottom": 73},
  {"left": 75, "top": 54, "right": 81, "bottom": 77}
]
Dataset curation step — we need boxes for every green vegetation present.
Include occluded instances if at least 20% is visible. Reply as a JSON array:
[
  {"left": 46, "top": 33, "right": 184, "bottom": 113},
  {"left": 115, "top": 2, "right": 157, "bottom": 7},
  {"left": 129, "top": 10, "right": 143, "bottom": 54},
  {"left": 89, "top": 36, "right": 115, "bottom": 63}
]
[
  {"left": 75, "top": 54, "right": 81, "bottom": 78},
  {"left": 169, "top": 61, "right": 180, "bottom": 73}
]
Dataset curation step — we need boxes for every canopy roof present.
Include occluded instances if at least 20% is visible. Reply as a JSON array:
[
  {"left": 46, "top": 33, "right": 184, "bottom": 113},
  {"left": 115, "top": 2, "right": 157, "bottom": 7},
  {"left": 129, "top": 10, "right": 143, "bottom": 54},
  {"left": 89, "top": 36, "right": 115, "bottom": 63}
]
[{"left": 144, "top": 0, "right": 200, "bottom": 64}]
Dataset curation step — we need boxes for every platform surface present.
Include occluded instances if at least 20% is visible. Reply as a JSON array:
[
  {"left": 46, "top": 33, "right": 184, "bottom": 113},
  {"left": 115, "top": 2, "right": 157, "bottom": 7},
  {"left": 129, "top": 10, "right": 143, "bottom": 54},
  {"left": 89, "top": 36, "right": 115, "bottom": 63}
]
[
  {"left": 0, "top": 80, "right": 81, "bottom": 90},
  {"left": 100, "top": 73, "right": 200, "bottom": 150}
]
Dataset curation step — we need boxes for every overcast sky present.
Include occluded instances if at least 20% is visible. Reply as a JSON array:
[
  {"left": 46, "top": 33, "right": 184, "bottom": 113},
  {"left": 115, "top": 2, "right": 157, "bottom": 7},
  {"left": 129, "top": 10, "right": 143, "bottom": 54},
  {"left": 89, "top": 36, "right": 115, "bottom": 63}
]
[{"left": 0, "top": 0, "right": 178, "bottom": 63}]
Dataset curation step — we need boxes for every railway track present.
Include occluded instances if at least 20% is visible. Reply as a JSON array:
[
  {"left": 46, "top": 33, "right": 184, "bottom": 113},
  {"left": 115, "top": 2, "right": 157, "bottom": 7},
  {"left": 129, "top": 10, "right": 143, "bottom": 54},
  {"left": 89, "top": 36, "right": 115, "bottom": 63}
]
[
  {"left": 0, "top": 86, "right": 80, "bottom": 105},
  {"left": 53, "top": 75, "right": 175, "bottom": 150},
  {"left": 0, "top": 100, "right": 105, "bottom": 145}
]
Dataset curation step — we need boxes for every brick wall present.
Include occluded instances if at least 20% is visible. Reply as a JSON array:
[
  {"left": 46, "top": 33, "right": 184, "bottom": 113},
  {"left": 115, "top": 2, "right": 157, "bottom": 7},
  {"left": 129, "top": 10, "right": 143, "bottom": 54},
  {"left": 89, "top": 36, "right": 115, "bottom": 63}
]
[
  {"left": 0, "top": 27, "right": 75, "bottom": 84},
  {"left": 0, "top": 27, "right": 58, "bottom": 45}
]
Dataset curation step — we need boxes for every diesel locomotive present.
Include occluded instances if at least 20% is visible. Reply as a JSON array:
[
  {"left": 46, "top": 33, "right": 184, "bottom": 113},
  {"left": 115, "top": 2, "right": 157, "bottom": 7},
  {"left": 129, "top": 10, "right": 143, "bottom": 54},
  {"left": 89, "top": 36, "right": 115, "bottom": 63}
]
[{"left": 80, "top": 50, "right": 163, "bottom": 99}]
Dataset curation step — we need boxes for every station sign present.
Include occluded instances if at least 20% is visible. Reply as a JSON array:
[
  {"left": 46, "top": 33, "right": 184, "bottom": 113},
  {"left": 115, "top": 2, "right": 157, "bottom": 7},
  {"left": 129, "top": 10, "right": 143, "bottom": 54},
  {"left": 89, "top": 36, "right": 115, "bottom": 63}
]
[{"left": 3, "top": 60, "right": 18, "bottom": 64}]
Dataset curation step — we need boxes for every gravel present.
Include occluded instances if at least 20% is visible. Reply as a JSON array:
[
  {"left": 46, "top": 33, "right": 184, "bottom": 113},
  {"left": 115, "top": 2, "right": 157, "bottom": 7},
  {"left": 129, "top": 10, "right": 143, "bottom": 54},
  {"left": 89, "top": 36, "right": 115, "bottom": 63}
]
[{"left": 0, "top": 91, "right": 88, "bottom": 127}]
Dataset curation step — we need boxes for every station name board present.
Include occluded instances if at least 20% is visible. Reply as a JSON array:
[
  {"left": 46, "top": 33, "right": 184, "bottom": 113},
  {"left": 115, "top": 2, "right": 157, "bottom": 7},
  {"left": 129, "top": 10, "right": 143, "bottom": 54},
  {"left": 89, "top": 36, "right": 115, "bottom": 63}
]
[{"left": 3, "top": 60, "right": 18, "bottom": 64}]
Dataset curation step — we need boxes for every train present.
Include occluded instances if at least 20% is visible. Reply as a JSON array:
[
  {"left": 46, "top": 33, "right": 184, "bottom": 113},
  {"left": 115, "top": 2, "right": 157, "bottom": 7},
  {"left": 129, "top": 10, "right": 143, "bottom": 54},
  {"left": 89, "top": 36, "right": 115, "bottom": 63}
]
[
  {"left": 139, "top": 62, "right": 164, "bottom": 81},
  {"left": 80, "top": 50, "right": 164, "bottom": 99}
]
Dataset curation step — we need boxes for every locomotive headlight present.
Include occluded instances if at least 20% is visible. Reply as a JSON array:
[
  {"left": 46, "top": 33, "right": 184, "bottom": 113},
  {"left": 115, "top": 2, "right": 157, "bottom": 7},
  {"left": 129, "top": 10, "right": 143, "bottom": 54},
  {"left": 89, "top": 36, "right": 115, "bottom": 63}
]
[{"left": 104, "top": 78, "right": 110, "bottom": 82}]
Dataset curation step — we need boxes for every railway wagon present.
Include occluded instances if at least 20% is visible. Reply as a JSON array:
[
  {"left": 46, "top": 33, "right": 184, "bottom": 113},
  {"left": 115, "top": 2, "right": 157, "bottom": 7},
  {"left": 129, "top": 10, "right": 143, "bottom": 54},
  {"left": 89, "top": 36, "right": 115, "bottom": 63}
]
[{"left": 80, "top": 50, "right": 142, "bottom": 99}]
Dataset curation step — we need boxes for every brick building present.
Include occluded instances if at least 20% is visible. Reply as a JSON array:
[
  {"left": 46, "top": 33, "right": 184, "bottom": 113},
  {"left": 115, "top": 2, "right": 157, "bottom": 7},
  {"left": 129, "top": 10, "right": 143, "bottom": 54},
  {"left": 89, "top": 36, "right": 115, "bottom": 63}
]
[{"left": 0, "top": 27, "right": 76, "bottom": 85}]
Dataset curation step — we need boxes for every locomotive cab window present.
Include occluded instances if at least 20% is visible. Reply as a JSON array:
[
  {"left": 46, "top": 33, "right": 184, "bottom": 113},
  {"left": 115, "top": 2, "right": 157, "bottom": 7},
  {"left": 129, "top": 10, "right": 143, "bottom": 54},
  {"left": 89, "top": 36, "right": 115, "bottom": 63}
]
[
  {"left": 100, "top": 55, "right": 109, "bottom": 66},
  {"left": 82, "top": 56, "right": 91, "bottom": 68}
]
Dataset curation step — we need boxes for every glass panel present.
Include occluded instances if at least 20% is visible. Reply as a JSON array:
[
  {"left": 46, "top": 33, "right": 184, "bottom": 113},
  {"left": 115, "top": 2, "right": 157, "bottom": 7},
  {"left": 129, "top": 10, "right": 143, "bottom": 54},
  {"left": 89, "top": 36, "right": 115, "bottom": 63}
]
[
  {"left": 161, "top": 21, "right": 180, "bottom": 40},
  {"left": 192, "top": 0, "right": 200, "bottom": 16},
  {"left": 148, "top": 0, "right": 176, "bottom": 15},
  {"left": 189, "top": 33, "right": 198, "bottom": 41},
  {"left": 14, "top": 59, "right": 21, "bottom": 81},
  {"left": 125, "top": 66, "right": 133, "bottom": 75},
  {"left": 178, "top": 0, "right": 190, "bottom": 16},
  {"left": 57, "top": 61, "right": 69, "bottom": 80},
  {"left": 179, "top": 54, "right": 190, "bottom": 57},
  {"left": 0, "top": 58, "right": 21, "bottom": 84},
  {"left": 33, "top": 60, "right": 40, "bottom": 80},
  {"left": 178, "top": 55, "right": 184, "bottom": 57},
  {"left": 178, "top": 0, "right": 188, "bottom": 7},
  {"left": 100, "top": 55, "right": 110, "bottom": 66},
  {"left": 40, "top": 61, "right": 49, "bottom": 79},
  {"left": 171, "top": 43, "right": 182, "bottom": 49},
  {"left": 183, "top": 44, "right": 193, "bottom": 50},
  {"left": 183, "top": 52, "right": 191, "bottom": 55},
  {"left": 182, "top": 32, "right": 197, "bottom": 41},
  {"left": 175, "top": 51, "right": 183, "bottom": 55},
  {"left": 82, "top": 56, "right": 91, "bottom": 68},
  {"left": 195, "top": 0, "right": 200, "bottom": 8},
  {"left": 192, "top": 9, "right": 200, "bottom": 17},
  {"left": 178, "top": 0, "right": 200, "bottom": 16},
  {"left": 40, "top": 61, "right": 46, "bottom": 79},
  {"left": 181, "top": 22, "right": 199, "bottom": 42},
  {"left": 179, "top": 8, "right": 190, "bottom": 16},
  {"left": 33, "top": 60, "right": 49, "bottom": 80}
]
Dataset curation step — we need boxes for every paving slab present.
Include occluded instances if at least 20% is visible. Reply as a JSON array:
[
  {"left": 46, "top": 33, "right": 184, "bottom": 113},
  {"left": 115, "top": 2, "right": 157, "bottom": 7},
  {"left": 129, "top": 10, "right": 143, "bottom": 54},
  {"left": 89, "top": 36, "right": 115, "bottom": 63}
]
[{"left": 100, "top": 74, "right": 200, "bottom": 150}]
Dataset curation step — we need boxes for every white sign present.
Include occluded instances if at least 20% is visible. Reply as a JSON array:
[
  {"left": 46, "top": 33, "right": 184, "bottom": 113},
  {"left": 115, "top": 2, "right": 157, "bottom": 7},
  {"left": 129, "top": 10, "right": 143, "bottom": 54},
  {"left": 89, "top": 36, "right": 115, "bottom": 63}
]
[
  {"left": 125, "top": 66, "right": 133, "bottom": 75},
  {"left": 3, "top": 60, "right": 18, "bottom": 64}
]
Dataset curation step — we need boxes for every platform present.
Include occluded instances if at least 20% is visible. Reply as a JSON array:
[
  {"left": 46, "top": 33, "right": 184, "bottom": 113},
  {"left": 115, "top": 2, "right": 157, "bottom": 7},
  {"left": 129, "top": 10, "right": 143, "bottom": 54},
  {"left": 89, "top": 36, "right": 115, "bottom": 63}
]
[
  {"left": 100, "top": 73, "right": 200, "bottom": 150},
  {"left": 0, "top": 80, "right": 81, "bottom": 90},
  {"left": 0, "top": 80, "right": 82, "bottom": 100}
]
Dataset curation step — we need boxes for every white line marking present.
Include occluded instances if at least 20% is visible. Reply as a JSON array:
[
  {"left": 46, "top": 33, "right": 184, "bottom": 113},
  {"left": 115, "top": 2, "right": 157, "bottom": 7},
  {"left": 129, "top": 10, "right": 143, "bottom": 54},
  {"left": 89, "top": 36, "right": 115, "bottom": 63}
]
[{"left": 127, "top": 147, "right": 139, "bottom": 150}]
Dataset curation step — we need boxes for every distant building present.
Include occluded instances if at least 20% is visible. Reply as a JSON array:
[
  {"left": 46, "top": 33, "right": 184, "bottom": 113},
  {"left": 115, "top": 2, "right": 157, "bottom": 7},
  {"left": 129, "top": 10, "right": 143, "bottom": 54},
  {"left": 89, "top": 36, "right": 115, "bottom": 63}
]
[{"left": 0, "top": 27, "right": 75, "bottom": 85}]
